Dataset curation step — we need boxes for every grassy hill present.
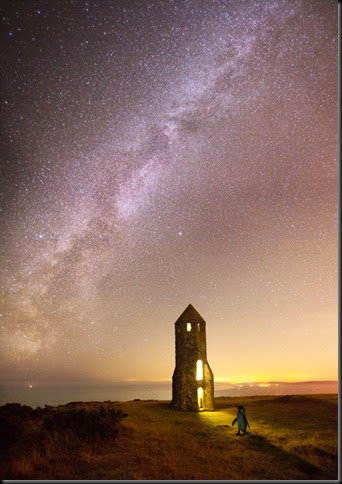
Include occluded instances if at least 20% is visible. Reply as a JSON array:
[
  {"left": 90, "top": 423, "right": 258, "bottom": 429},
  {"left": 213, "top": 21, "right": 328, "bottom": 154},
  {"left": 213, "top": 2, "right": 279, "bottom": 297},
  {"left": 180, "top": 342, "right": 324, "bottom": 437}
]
[{"left": 0, "top": 394, "right": 338, "bottom": 480}]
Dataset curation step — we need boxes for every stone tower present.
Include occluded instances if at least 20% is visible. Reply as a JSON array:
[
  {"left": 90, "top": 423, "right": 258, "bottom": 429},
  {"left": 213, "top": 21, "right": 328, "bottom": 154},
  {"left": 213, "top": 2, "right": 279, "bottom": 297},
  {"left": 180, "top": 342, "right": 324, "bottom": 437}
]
[{"left": 171, "top": 304, "right": 214, "bottom": 411}]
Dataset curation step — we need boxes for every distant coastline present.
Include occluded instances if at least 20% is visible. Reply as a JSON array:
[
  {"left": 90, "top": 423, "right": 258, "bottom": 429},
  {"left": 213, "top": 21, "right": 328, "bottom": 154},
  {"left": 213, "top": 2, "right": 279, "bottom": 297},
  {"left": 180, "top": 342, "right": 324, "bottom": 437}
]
[
  {"left": 0, "top": 380, "right": 337, "bottom": 408},
  {"left": 214, "top": 380, "right": 338, "bottom": 397}
]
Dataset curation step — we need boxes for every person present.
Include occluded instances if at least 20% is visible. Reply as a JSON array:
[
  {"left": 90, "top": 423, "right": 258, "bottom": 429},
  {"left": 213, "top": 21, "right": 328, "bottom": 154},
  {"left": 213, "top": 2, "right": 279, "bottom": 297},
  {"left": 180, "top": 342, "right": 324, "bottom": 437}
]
[{"left": 232, "top": 405, "right": 250, "bottom": 435}]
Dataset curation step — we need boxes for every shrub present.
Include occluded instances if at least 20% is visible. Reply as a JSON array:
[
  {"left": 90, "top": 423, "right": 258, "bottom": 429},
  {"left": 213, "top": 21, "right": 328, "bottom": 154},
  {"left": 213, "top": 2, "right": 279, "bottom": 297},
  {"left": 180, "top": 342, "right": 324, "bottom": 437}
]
[
  {"left": 0, "top": 402, "right": 128, "bottom": 456},
  {"left": 43, "top": 406, "right": 128, "bottom": 441},
  {"left": 0, "top": 403, "right": 36, "bottom": 453}
]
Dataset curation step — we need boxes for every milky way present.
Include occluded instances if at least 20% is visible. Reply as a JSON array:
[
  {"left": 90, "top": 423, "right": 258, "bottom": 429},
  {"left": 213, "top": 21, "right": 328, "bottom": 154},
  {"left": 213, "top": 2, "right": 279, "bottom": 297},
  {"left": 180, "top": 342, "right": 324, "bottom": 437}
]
[{"left": 1, "top": 0, "right": 337, "bottom": 384}]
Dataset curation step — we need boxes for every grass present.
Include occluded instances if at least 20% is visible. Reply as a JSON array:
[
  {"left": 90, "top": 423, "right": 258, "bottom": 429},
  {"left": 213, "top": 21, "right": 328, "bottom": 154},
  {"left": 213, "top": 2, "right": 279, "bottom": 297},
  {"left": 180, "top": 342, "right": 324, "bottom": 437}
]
[{"left": 0, "top": 394, "right": 338, "bottom": 480}]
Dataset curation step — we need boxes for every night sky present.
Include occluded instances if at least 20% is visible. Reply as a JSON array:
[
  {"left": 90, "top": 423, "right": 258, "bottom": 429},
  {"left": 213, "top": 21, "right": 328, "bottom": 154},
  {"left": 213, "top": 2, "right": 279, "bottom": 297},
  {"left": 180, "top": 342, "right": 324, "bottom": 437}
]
[{"left": 1, "top": 0, "right": 337, "bottom": 386}]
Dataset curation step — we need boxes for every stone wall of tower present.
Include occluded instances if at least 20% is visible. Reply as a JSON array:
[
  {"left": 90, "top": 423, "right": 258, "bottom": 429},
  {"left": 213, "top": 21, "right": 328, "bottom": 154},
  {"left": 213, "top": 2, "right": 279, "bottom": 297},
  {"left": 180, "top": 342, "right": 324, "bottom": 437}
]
[
  {"left": 203, "top": 361, "right": 214, "bottom": 411},
  {"left": 171, "top": 311, "right": 215, "bottom": 411},
  {"left": 175, "top": 320, "right": 207, "bottom": 365}
]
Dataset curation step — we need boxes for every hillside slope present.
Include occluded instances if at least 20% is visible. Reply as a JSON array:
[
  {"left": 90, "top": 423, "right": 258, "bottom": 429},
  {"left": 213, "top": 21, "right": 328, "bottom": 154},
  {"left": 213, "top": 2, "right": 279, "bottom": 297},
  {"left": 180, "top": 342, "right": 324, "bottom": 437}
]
[{"left": 1, "top": 394, "right": 338, "bottom": 480}]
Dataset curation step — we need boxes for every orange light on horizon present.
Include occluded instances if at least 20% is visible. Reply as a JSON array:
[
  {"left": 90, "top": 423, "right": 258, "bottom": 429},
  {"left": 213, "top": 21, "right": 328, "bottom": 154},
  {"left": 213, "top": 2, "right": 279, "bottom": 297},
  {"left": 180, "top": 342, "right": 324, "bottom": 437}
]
[{"left": 213, "top": 374, "right": 326, "bottom": 384}]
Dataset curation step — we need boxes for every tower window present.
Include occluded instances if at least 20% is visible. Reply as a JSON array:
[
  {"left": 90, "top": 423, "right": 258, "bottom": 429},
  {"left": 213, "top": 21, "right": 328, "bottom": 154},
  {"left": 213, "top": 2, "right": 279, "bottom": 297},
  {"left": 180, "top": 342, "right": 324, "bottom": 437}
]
[
  {"left": 197, "top": 386, "right": 204, "bottom": 409},
  {"left": 197, "top": 322, "right": 201, "bottom": 331},
  {"left": 187, "top": 323, "right": 191, "bottom": 331},
  {"left": 196, "top": 359, "right": 203, "bottom": 380}
]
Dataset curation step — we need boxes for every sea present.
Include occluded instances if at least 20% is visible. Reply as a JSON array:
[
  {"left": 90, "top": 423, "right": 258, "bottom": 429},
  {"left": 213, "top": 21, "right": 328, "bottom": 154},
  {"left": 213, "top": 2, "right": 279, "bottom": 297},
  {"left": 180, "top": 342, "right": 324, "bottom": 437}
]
[{"left": 0, "top": 380, "right": 337, "bottom": 408}]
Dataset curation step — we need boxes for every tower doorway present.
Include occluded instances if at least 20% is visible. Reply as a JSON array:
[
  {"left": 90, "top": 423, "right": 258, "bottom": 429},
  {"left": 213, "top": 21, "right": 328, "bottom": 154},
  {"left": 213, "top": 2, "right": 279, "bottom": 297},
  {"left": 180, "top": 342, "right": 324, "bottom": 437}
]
[{"left": 197, "top": 386, "right": 204, "bottom": 409}]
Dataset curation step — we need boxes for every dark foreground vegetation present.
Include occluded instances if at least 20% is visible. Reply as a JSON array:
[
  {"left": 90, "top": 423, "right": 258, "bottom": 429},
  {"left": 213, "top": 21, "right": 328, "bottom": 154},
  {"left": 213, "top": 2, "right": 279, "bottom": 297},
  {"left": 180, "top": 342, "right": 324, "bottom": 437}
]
[{"left": 0, "top": 394, "right": 338, "bottom": 480}]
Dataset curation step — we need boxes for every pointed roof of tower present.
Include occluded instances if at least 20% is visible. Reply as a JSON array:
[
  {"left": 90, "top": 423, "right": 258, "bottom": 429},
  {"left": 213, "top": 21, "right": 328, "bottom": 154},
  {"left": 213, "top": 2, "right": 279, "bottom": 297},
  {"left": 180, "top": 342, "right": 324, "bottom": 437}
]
[{"left": 175, "top": 304, "right": 205, "bottom": 324}]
